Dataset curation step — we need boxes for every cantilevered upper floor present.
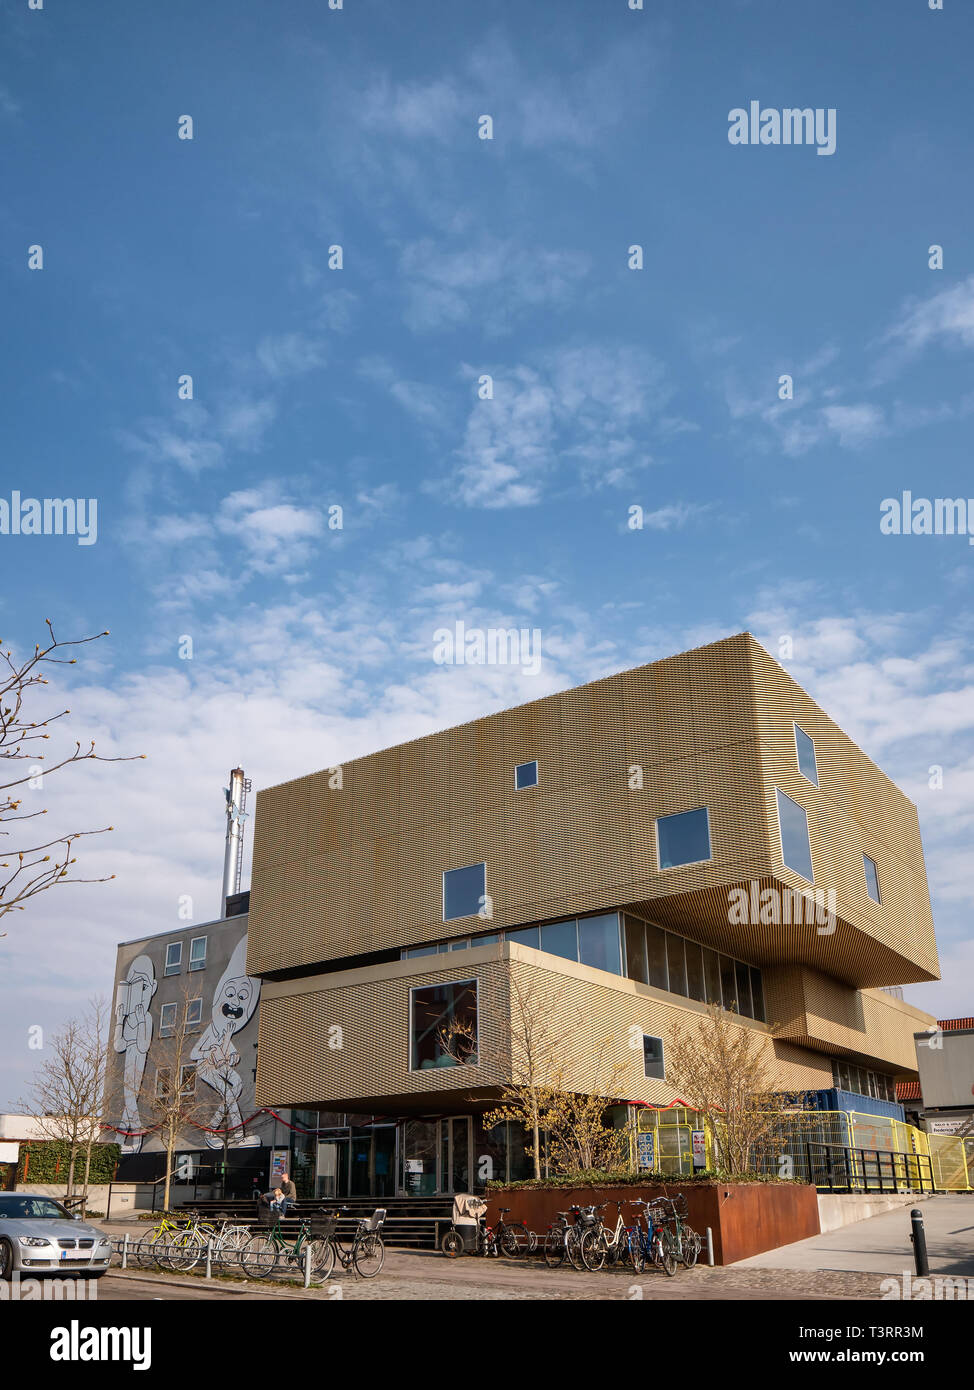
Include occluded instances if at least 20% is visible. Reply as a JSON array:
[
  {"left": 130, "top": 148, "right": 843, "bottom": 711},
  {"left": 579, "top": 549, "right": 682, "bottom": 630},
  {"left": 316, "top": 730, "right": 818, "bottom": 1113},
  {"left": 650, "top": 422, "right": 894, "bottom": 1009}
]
[{"left": 246, "top": 633, "right": 939, "bottom": 992}]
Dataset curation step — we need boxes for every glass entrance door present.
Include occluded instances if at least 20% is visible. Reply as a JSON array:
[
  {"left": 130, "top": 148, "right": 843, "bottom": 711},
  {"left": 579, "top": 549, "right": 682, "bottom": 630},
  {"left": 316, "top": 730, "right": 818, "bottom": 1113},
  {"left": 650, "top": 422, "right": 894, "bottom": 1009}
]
[
  {"left": 439, "top": 1117, "right": 472, "bottom": 1193},
  {"left": 315, "top": 1138, "right": 349, "bottom": 1198}
]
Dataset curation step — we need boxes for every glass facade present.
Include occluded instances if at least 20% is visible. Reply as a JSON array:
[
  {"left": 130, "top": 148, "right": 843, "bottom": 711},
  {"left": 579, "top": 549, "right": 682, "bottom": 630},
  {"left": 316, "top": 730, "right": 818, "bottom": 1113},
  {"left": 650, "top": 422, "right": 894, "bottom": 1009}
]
[
  {"left": 832, "top": 1059, "right": 895, "bottom": 1102},
  {"left": 656, "top": 807, "right": 711, "bottom": 869},
  {"left": 776, "top": 788, "right": 814, "bottom": 881},
  {"left": 402, "top": 913, "right": 624, "bottom": 977},
  {"left": 623, "top": 913, "right": 765, "bottom": 1022}
]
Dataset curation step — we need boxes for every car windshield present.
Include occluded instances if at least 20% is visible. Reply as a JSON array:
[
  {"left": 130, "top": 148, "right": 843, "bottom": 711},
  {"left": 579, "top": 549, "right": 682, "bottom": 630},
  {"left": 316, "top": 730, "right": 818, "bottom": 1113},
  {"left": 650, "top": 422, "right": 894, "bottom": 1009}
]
[{"left": 0, "top": 1195, "right": 72, "bottom": 1220}]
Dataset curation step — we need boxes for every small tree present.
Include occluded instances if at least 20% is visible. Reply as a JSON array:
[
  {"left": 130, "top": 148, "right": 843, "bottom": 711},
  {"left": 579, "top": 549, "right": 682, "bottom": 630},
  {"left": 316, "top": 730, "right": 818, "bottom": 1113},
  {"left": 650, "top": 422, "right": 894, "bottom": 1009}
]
[
  {"left": 16, "top": 998, "right": 113, "bottom": 1215},
  {"left": 0, "top": 620, "right": 143, "bottom": 929},
  {"left": 664, "top": 1003, "right": 801, "bottom": 1176},
  {"left": 536, "top": 1043, "right": 631, "bottom": 1176}
]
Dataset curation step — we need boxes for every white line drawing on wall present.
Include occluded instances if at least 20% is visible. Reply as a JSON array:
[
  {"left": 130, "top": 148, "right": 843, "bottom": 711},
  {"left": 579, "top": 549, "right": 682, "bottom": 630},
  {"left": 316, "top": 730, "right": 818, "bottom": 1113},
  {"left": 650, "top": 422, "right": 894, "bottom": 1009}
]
[
  {"left": 191, "top": 935, "right": 262, "bottom": 1150},
  {"left": 112, "top": 954, "right": 158, "bottom": 1155}
]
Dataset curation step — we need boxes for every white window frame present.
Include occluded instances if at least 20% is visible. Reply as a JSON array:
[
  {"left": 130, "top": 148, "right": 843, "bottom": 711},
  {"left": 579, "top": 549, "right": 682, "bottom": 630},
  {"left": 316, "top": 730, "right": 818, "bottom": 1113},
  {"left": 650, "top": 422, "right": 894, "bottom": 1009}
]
[
  {"left": 159, "top": 1002, "right": 177, "bottom": 1037},
  {"left": 155, "top": 1068, "right": 172, "bottom": 1099},
  {"left": 654, "top": 806, "right": 712, "bottom": 871},
  {"left": 185, "top": 997, "right": 203, "bottom": 1029},
  {"left": 442, "top": 863, "right": 487, "bottom": 923},
  {"left": 164, "top": 942, "right": 182, "bottom": 976},
  {"left": 179, "top": 1065, "right": 197, "bottom": 1098},
  {"left": 408, "top": 977, "right": 480, "bottom": 1073},
  {"left": 514, "top": 760, "right": 539, "bottom": 790},
  {"left": 775, "top": 788, "right": 814, "bottom": 883},
  {"left": 793, "top": 722, "right": 819, "bottom": 787},
  {"left": 189, "top": 936, "right": 207, "bottom": 971}
]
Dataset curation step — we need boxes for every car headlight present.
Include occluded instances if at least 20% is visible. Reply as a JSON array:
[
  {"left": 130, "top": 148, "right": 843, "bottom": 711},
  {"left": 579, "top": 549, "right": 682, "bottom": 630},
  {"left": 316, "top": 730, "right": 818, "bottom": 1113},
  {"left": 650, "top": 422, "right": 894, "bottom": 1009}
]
[{"left": 19, "top": 1236, "right": 54, "bottom": 1248}]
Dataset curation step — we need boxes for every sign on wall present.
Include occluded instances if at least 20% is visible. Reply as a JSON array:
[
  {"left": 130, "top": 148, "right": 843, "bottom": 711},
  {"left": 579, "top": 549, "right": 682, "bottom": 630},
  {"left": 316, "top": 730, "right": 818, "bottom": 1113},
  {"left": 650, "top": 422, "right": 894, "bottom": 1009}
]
[
  {"left": 636, "top": 1132, "right": 656, "bottom": 1170},
  {"left": 691, "top": 1130, "right": 707, "bottom": 1168}
]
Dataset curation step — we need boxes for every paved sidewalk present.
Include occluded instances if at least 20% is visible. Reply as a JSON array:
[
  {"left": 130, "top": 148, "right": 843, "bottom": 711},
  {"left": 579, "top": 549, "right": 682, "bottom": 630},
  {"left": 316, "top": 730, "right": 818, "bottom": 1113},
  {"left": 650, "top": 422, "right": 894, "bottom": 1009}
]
[{"left": 733, "top": 1194, "right": 974, "bottom": 1276}]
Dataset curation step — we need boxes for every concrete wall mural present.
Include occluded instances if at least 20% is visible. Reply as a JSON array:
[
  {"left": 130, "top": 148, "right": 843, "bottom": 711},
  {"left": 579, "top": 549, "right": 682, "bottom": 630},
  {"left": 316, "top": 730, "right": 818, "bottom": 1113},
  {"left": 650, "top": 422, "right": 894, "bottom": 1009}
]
[
  {"left": 112, "top": 953, "right": 158, "bottom": 1155},
  {"left": 190, "top": 935, "right": 262, "bottom": 1150}
]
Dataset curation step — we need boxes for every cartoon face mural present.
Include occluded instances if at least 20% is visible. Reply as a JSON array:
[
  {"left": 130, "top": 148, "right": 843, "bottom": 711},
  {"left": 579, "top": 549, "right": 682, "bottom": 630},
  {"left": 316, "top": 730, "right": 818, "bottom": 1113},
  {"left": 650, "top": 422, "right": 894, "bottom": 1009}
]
[
  {"left": 112, "top": 954, "right": 158, "bottom": 1154},
  {"left": 190, "top": 936, "right": 262, "bottom": 1150}
]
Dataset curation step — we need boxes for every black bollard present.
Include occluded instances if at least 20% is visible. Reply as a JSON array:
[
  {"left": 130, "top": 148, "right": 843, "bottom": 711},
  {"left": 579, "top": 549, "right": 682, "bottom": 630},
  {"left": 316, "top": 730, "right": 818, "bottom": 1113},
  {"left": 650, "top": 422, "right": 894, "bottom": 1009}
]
[{"left": 909, "top": 1207, "right": 929, "bottom": 1276}]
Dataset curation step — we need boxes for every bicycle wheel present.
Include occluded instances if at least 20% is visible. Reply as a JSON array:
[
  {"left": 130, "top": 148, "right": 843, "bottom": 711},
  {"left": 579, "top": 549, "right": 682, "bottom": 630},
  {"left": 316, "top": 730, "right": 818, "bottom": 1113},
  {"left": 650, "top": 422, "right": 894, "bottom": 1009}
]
[
  {"left": 629, "top": 1233, "right": 646, "bottom": 1274},
  {"left": 566, "top": 1230, "right": 585, "bottom": 1271},
  {"left": 311, "top": 1237, "right": 337, "bottom": 1279},
  {"left": 239, "top": 1234, "right": 278, "bottom": 1277},
  {"left": 543, "top": 1229, "right": 567, "bottom": 1268},
  {"left": 682, "top": 1227, "right": 701, "bottom": 1269},
  {"left": 580, "top": 1228, "right": 606, "bottom": 1272},
  {"left": 353, "top": 1232, "right": 384, "bottom": 1279},
  {"left": 441, "top": 1229, "right": 464, "bottom": 1258},
  {"left": 499, "top": 1224, "right": 522, "bottom": 1258},
  {"left": 166, "top": 1228, "right": 205, "bottom": 1272},
  {"left": 654, "top": 1234, "right": 677, "bottom": 1277}
]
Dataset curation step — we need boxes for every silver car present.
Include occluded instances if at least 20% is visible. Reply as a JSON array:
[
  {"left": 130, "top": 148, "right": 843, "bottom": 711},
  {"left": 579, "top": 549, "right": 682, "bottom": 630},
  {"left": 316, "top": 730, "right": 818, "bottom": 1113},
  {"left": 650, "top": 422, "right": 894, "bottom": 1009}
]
[{"left": 0, "top": 1193, "right": 113, "bottom": 1279}]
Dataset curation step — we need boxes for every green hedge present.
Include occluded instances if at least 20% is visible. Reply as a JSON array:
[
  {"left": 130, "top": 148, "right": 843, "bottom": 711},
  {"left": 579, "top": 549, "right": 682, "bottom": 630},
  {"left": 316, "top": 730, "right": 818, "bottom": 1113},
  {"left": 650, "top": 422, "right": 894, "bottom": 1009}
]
[
  {"left": 17, "top": 1140, "right": 121, "bottom": 1186},
  {"left": 487, "top": 1168, "right": 806, "bottom": 1190}
]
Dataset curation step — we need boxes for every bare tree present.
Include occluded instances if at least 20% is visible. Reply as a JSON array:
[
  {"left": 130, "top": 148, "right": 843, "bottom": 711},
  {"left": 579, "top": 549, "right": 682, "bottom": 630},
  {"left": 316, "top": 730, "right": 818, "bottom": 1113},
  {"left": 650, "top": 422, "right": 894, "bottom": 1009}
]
[
  {"left": 664, "top": 1003, "right": 803, "bottom": 1176},
  {"left": 134, "top": 982, "right": 213, "bottom": 1212},
  {"left": 0, "top": 620, "right": 143, "bottom": 928},
  {"left": 536, "top": 1045, "right": 631, "bottom": 1176},
  {"left": 16, "top": 998, "right": 114, "bottom": 1215}
]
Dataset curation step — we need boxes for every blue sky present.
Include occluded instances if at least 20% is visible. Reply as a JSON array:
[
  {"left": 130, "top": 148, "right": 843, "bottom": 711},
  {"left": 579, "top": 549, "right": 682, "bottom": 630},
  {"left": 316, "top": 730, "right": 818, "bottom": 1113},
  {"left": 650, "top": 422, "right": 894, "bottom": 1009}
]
[{"left": 2, "top": 0, "right": 973, "bottom": 1105}]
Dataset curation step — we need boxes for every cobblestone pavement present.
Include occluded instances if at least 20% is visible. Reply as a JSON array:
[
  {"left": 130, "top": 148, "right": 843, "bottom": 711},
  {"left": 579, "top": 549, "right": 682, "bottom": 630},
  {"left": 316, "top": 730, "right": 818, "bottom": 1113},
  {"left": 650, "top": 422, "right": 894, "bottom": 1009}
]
[{"left": 102, "top": 1250, "right": 891, "bottom": 1301}]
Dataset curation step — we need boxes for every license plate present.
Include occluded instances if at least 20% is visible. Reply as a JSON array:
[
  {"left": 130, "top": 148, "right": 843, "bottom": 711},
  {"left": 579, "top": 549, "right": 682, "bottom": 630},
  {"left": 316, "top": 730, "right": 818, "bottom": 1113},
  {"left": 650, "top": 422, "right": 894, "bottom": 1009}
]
[{"left": 60, "top": 1249, "right": 71, "bottom": 1259}]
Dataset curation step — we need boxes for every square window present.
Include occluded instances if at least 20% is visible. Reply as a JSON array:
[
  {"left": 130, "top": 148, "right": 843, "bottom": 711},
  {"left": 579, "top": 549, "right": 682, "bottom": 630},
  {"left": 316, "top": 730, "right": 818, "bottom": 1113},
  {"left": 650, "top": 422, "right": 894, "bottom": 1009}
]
[
  {"left": 642, "top": 1035, "right": 665, "bottom": 1080},
  {"left": 541, "top": 919, "right": 578, "bottom": 962},
  {"left": 656, "top": 808, "right": 711, "bottom": 870},
  {"left": 164, "top": 943, "right": 182, "bottom": 976},
  {"left": 443, "top": 863, "right": 486, "bottom": 922},
  {"left": 776, "top": 789, "right": 814, "bottom": 882},
  {"left": 864, "top": 854, "right": 881, "bottom": 904},
  {"left": 794, "top": 723, "right": 819, "bottom": 786},
  {"left": 159, "top": 1003, "right": 177, "bottom": 1037},
  {"left": 514, "top": 760, "right": 538, "bottom": 790},
  {"left": 410, "top": 979, "right": 478, "bottom": 1071},
  {"left": 189, "top": 937, "right": 207, "bottom": 971}
]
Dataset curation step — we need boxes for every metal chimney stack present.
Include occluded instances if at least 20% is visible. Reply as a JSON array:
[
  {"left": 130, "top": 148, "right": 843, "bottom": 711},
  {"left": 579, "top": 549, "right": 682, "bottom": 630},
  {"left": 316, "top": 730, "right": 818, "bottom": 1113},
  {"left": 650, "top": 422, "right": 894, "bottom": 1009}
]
[{"left": 221, "top": 767, "right": 251, "bottom": 918}]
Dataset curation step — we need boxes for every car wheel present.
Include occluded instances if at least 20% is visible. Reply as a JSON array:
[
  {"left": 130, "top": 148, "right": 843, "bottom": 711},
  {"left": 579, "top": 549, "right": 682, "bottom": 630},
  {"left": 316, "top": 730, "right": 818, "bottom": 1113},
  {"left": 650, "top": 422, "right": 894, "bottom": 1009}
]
[{"left": 0, "top": 1238, "right": 15, "bottom": 1281}]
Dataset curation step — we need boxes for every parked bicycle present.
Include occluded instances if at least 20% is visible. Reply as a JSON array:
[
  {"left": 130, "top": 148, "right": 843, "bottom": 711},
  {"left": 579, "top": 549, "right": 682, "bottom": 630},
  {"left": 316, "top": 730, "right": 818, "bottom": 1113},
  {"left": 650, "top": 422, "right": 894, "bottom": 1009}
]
[
  {"left": 312, "top": 1207, "right": 386, "bottom": 1279},
  {"left": 441, "top": 1204, "right": 536, "bottom": 1258},
  {"left": 542, "top": 1205, "right": 596, "bottom": 1270},
  {"left": 239, "top": 1216, "right": 328, "bottom": 1278},
  {"left": 658, "top": 1194, "right": 701, "bottom": 1269},
  {"left": 629, "top": 1198, "right": 677, "bottom": 1276},
  {"left": 580, "top": 1200, "right": 638, "bottom": 1271}
]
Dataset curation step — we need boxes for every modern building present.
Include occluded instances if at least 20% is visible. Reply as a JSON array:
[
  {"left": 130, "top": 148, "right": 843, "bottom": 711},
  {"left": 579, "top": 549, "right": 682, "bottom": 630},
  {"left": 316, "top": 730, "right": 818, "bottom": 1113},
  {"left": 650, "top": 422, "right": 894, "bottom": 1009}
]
[
  {"left": 912, "top": 1017, "right": 974, "bottom": 1137},
  {"left": 246, "top": 633, "right": 940, "bottom": 1196}
]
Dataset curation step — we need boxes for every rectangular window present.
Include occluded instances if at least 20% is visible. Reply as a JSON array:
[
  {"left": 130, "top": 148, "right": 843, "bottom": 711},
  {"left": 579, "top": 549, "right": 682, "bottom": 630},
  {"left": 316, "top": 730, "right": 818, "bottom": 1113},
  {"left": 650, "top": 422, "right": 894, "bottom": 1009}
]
[
  {"left": 156, "top": 1068, "right": 172, "bottom": 1099},
  {"left": 514, "top": 760, "right": 538, "bottom": 790},
  {"left": 665, "top": 933, "right": 687, "bottom": 997},
  {"left": 541, "top": 919, "right": 577, "bottom": 962},
  {"left": 165, "top": 942, "right": 182, "bottom": 976},
  {"left": 410, "top": 980, "right": 478, "bottom": 1071},
  {"left": 719, "top": 955, "right": 737, "bottom": 1012},
  {"left": 656, "top": 807, "right": 711, "bottom": 869},
  {"left": 864, "top": 854, "right": 881, "bottom": 904},
  {"left": 443, "top": 863, "right": 486, "bottom": 922},
  {"left": 405, "top": 945, "right": 438, "bottom": 958},
  {"left": 642, "top": 1035, "right": 665, "bottom": 1080},
  {"left": 449, "top": 940, "right": 469, "bottom": 950},
  {"left": 749, "top": 966, "right": 765, "bottom": 1023},
  {"left": 794, "top": 723, "right": 819, "bottom": 786},
  {"left": 189, "top": 937, "right": 207, "bottom": 971},
  {"left": 703, "top": 948, "right": 722, "bottom": 1006},
  {"left": 624, "top": 916, "right": 648, "bottom": 985},
  {"left": 735, "top": 960, "right": 753, "bottom": 1018},
  {"left": 506, "top": 925, "right": 540, "bottom": 950},
  {"left": 578, "top": 913, "right": 622, "bottom": 975},
  {"left": 683, "top": 941, "right": 705, "bottom": 1002},
  {"left": 159, "top": 1002, "right": 177, "bottom": 1037},
  {"left": 185, "top": 998, "right": 203, "bottom": 1029},
  {"left": 776, "top": 789, "right": 814, "bottom": 881},
  {"left": 179, "top": 1065, "right": 197, "bottom": 1098},
  {"left": 645, "top": 922, "right": 668, "bottom": 991}
]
